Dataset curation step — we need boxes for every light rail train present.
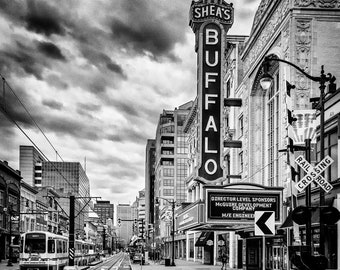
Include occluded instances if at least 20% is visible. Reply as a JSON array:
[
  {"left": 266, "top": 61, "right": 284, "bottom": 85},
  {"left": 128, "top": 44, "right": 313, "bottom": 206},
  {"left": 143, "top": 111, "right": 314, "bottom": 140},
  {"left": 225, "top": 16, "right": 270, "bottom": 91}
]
[{"left": 19, "top": 231, "right": 97, "bottom": 270}]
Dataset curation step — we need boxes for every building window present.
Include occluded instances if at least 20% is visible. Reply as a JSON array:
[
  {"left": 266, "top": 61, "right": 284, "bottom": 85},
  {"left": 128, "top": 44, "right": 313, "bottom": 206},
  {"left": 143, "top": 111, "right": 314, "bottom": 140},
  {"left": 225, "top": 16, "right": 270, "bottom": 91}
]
[
  {"left": 267, "top": 71, "right": 280, "bottom": 187},
  {"left": 317, "top": 128, "right": 338, "bottom": 182},
  {"left": 163, "top": 179, "right": 174, "bottom": 186},
  {"left": 162, "top": 160, "right": 174, "bottom": 166},
  {"left": 163, "top": 168, "right": 174, "bottom": 177},
  {"left": 162, "top": 150, "right": 174, "bottom": 155},
  {"left": 239, "top": 151, "right": 243, "bottom": 173},
  {"left": 0, "top": 190, "right": 4, "bottom": 206},
  {"left": 163, "top": 189, "right": 174, "bottom": 196},
  {"left": 226, "top": 79, "right": 231, "bottom": 98},
  {"left": 239, "top": 115, "right": 244, "bottom": 137}
]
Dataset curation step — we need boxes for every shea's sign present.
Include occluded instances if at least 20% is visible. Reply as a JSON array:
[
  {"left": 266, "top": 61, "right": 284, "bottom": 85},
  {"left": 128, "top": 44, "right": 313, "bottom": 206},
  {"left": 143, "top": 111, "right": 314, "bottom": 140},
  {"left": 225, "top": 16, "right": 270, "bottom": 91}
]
[
  {"left": 198, "top": 23, "right": 223, "bottom": 181},
  {"left": 191, "top": 1, "right": 233, "bottom": 25}
]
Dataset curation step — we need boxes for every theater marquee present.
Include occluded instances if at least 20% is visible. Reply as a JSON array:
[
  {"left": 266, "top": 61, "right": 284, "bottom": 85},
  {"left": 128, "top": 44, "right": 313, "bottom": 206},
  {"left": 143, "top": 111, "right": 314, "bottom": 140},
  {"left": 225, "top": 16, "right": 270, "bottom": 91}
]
[{"left": 206, "top": 187, "right": 282, "bottom": 224}]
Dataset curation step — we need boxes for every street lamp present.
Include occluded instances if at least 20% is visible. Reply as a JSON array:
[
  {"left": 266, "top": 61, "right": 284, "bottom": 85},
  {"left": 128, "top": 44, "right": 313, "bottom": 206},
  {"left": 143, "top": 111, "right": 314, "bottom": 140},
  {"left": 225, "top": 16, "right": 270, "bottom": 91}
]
[
  {"left": 155, "top": 197, "right": 176, "bottom": 266},
  {"left": 260, "top": 55, "right": 336, "bottom": 258}
]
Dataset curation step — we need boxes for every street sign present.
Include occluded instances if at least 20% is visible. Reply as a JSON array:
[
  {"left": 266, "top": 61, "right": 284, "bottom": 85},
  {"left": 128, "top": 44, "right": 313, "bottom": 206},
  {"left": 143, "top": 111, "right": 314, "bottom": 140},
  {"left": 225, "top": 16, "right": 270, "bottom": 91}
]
[
  {"left": 254, "top": 211, "right": 275, "bottom": 236},
  {"left": 295, "top": 155, "right": 334, "bottom": 193}
]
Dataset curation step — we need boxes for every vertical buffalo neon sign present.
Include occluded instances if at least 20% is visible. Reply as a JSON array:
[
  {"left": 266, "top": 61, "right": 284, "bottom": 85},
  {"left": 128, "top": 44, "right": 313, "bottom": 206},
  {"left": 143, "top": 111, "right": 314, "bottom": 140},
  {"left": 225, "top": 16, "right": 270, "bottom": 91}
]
[{"left": 199, "top": 23, "right": 223, "bottom": 181}]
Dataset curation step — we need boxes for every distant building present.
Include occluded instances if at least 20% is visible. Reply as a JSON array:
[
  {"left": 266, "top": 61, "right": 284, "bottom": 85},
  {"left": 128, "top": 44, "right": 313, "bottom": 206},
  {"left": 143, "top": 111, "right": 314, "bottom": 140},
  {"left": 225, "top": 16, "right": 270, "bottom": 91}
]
[
  {"left": 20, "top": 181, "right": 38, "bottom": 233},
  {"left": 19, "top": 145, "right": 45, "bottom": 187},
  {"left": 19, "top": 145, "right": 91, "bottom": 232},
  {"left": 145, "top": 139, "right": 155, "bottom": 228},
  {"left": 94, "top": 200, "right": 114, "bottom": 224},
  {"left": 137, "top": 189, "right": 145, "bottom": 238},
  {"left": 153, "top": 102, "right": 192, "bottom": 255},
  {"left": 116, "top": 204, "right": 133, "bottom": 248},
  {"left": 0, "top": 160, "right": 21, "bottom": 261}
]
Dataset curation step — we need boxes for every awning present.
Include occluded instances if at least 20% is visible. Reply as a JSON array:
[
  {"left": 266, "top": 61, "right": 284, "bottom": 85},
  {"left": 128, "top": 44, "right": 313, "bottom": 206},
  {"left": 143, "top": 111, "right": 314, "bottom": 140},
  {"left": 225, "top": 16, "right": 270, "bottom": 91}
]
[
  {"left": 280, "top": 198, "right": 334, "bottom": 229},
  {"left": 195, "top": 231, "right": 214, "bottom": 247}
]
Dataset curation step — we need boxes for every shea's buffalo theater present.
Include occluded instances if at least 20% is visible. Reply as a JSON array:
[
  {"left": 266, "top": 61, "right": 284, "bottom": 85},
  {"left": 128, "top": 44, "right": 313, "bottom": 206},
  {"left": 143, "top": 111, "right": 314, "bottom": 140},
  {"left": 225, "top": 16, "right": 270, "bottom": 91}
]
[{"left": 174, "top": 0, "right": 340, "bottom": 270}]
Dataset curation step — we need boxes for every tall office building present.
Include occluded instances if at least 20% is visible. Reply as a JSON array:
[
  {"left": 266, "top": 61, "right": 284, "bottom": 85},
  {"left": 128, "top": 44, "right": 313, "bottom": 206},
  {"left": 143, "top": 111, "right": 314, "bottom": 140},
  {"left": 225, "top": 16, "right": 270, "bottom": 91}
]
[
  {"left": 145, "top": 139, "right": 155, "bottom": 232},
  {"left": 19, "top": 145, "right": 45, "bottom": 186},
  {"left": 154, "top": 102, "right": 192, "bottom": 207},
  {"left": 136, "top": 189, "right": 146, "bottom": 238},
  {"left": 94, "top": 200, "right": 114, "bottom": 224},
  {"left": 117, "top": 204, "right": 134, "bottom": 247},
  {"left": 153, "top": 102, "right": 192, "bottom": 253},
  {"left": 19, "top": 146, "right": 91, "bottom": 231},
  {"left": 41, "top": 161, "right": 90, "bottom": 197}
]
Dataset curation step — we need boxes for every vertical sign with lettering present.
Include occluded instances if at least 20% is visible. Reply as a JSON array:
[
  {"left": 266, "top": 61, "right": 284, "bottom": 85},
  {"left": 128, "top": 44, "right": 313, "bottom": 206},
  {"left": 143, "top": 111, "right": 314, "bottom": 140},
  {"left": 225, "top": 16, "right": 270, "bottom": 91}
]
[{"left": 198, "top": 23, "right": 223, "bottom": 181}]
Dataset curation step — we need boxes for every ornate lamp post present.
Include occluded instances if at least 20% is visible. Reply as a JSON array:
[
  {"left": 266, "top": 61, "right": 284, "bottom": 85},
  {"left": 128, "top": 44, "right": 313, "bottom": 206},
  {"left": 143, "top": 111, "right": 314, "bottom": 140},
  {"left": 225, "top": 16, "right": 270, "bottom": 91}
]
[
  {"left": 156, "top": 197, "right": 176, "bottom": 266},
  {"left": 260, "top": 55, "right": 336, "bottom": 259}
]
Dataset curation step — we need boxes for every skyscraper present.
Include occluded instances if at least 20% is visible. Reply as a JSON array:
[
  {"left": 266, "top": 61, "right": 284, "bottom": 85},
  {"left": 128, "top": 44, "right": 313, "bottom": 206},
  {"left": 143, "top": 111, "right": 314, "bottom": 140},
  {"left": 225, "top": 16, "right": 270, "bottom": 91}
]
[
  {"left": 19, "top": 146, "right": 91, "bottom": 232},
  {"left": 117, "top": 203, "right": 133, "bottom": 247},
  {"left": 94, "top": 200, "right": 114, "bottom": 224}
]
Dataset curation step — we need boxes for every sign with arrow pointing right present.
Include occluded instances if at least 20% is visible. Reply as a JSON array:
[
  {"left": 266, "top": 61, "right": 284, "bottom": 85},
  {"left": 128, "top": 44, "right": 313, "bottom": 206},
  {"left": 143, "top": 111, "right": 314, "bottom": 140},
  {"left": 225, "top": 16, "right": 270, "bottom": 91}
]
[{"left": 254, "top": 211, "right": 275, "bottom": 236}]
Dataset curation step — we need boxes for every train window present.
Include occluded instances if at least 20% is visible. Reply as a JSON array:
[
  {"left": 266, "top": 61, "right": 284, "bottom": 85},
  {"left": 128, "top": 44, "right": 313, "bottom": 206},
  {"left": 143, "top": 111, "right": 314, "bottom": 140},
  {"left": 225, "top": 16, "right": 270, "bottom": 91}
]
[
  {"left": 48, "top": 240, "right": 55, "bottom": 253},
  {"left": 25, "top": 233, "right": 46, "bottom": 253},
  {"left": 57, "top": 240, "right": 62, "bottom": 253},
  {"left": 20, "top": 237, "right": 23, "bottom": 253},
  {"left": 63, "top": 241, "right": 66, "bottom": 253}
]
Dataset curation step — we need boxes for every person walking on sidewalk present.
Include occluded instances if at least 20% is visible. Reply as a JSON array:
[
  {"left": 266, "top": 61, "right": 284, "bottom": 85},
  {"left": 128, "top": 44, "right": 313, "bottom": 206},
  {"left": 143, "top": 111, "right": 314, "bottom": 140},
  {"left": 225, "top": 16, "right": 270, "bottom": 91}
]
[{"left": 221, "top": 252, "right": 228, "bottom": 270}]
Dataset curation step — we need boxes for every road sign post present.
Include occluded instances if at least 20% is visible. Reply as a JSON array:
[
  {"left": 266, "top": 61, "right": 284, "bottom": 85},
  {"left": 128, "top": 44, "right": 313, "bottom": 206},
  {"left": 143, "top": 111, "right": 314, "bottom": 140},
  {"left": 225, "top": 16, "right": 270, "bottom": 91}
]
[
  {"left": 254, "top": 211, "right": 275, "bottom": 236},
  {"left": 295, "top": 155, "right": 334, "bottom": 193}
]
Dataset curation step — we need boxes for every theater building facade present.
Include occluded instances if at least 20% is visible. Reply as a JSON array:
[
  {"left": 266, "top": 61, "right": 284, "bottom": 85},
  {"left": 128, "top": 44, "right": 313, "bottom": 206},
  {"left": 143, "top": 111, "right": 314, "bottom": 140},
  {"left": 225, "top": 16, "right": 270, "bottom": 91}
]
[{"left": 176, "top": 0, "right": 340, "bottom": 270}]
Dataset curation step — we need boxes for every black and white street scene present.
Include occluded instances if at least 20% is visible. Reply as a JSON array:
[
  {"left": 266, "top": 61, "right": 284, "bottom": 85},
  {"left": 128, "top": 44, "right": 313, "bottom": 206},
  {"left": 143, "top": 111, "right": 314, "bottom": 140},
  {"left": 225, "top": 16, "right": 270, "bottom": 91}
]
[{"left": 1, "top": 1, "right": 340, "bottom": 270}]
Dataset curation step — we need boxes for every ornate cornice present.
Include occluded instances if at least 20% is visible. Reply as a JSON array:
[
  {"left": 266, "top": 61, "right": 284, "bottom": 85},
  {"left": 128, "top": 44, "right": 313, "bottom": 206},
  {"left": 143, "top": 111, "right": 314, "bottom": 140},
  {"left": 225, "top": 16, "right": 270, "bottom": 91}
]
[
  {"left": 294, "top": 0, "right": 340, "bottom": 8},
  {"left": 242, "top": 0, "right": 290, "bottom": 75}
]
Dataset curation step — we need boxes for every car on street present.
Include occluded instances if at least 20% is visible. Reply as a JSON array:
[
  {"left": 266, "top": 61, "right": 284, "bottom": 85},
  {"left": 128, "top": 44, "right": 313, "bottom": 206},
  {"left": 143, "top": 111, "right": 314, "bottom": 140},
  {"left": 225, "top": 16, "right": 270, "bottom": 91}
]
[
  {"left": 132, "top": 253, "right": 144, "bottom": 264},
  {"left": 64, "top": 266, "right": 80, "bottom": 270}
]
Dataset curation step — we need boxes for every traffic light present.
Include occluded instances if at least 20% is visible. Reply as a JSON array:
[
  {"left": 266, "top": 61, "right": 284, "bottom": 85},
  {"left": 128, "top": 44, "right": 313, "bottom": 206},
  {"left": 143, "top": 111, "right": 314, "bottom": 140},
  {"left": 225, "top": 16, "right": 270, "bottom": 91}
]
[
  {"left": 134, "top": 218, "right": 137, "bottom": 225},
  {"left": 292, "top": 205, "right": 340, "bottom": 225},
  {"left": 291, "top": 206, "right": 311, "bottom": 225},
  {"left": 321, "top": 206, "right": 340, "bottom": 225},
  {"left": 118, "top": 218, "right": 121, "bottom": 227}
]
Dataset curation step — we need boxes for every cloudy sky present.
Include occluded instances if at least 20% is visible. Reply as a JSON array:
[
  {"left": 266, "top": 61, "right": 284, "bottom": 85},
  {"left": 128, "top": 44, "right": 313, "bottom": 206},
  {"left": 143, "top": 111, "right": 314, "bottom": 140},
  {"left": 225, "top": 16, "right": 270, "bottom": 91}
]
[{"left": 0, "top": 0, "right": 260, "bottom": 206}]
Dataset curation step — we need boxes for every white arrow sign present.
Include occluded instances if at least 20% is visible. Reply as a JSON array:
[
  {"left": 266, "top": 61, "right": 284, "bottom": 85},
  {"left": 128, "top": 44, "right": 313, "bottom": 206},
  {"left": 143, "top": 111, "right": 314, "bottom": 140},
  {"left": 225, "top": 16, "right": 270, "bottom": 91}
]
[
  {"left": 254, "top": 211, "right": 275, "bottom": 236},
  {"left": 295, "top": 155, "right": 334, "bottom": 193}
]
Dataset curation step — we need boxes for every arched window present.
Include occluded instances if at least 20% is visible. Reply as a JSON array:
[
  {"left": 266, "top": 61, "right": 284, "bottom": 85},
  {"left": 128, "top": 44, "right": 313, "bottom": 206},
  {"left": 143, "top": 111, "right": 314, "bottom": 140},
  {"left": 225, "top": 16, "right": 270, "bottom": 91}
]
[{"left": 266, "top": 70, "right": 280, "bottom": 186}]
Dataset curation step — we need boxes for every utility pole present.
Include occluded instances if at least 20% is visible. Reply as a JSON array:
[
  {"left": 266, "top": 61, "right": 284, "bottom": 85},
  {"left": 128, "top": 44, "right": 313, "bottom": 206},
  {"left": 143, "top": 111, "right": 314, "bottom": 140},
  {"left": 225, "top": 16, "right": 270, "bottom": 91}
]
[
  {"left": 67, "top": 195, "right": 100, "bottom": 266},
  {"left": 69, "top": 195, "right": 75, "bottom": 266}
]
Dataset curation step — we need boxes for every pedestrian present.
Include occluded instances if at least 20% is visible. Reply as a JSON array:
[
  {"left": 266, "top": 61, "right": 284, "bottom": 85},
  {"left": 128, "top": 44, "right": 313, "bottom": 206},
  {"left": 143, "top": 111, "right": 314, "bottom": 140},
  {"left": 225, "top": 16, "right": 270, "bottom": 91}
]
[{"left": 221, "top": 252, "right": 228, "bottom": 270}]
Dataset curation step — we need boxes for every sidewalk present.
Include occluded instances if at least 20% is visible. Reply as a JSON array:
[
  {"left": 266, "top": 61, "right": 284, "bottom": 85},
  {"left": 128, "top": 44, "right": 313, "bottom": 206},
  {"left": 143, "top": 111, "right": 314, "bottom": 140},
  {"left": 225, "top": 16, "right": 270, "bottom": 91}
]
[
  {"left": 0, "top": 261, "right": 19, "bottom": 270},
  {"left": 130, "top": 259, "right": 232, "bottom": 270}
]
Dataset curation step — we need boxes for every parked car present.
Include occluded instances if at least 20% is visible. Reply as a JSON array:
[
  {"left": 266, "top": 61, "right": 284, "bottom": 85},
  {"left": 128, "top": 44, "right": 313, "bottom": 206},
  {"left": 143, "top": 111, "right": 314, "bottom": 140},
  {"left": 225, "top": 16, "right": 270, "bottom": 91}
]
[
  {"left": 132, "top": 253, "right": 144, "bottom": 264},
  {"left": 64, "top": 266, "right": 80, "bottom": 270}
]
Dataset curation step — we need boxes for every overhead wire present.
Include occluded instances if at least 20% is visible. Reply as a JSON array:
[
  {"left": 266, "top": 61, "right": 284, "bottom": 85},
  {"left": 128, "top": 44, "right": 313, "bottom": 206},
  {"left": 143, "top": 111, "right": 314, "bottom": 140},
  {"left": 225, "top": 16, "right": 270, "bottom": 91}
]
[{"left": 0, "top": 74, "right": 95, "bottom": 218}]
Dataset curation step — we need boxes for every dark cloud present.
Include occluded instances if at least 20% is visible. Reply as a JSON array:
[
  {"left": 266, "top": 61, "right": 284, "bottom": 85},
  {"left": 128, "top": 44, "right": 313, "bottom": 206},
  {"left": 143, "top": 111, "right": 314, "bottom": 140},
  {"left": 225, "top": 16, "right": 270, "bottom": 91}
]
[
  {"left": 42, "top": 100, "right": 63, "bottom": 110},
  {"left": 25, "top": 1, "right": 66, "bottom": 36},
  {"left": 77, "top": 47, "right": 127, "bottom": 78},
  {"left": 109, "top": 0, "right": 189, "bottom": 60},
  {"left": 0, "top": 39, "right": 66, "bottom": 79},
  {"left": 0, "top": 84, "right": 36, "bottom": 128},
  {"left": 46, "top": 74, "right": 68, "bottom": 90},
  {"left": 76, "top": 103, "right": 101, "bottom": 119},
  {"left": 106, "top": 127, "right": 148, "bottom": 144},
  {"left": 37, "top": 41, "right": 66, "bottom": 61},
  {"left": 77, "top": 103, "right": 101, "bottom": 112},
  {"left": 106, "top": 62, "right": 126, "bottom": 78},
  {"left": 0, "top": 42, "right": 44, "bottom": 79}
]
